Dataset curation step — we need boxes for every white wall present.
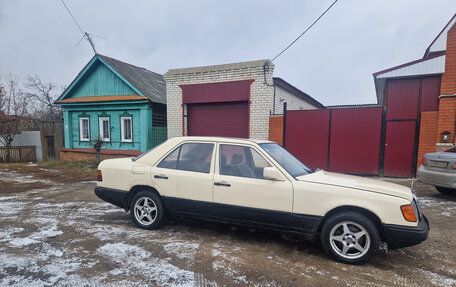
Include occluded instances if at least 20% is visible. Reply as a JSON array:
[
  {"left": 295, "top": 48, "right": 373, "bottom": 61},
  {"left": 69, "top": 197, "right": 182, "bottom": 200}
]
[
  {"left": 0, "top": 131, "right": 42, "bottom": 161},
  {"left": 273, "top": 85, "right": 319, "bottom": 114}
]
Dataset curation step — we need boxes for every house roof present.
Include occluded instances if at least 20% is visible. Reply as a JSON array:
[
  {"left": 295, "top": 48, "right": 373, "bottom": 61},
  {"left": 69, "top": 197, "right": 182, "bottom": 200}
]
[
  {"left": 325, "top": 103, "right": 381, "bottom": 109},
  {"left": 424, "top": 13, "right": 456, "bottom": 58},
  {"left": 372, "top": 13, "right": 456, "bottom": 104},
  {"left": 273, "top": 77, "right": 325, "bottom": 109},
  {"left": 98, "top": 55, "right": 166, "bottom": 104},
  {"left": 373, "top": 53, "right": 446, "bottom": 105},
  {"left": 56, "top": 54, "right": 166, "bottom": 104}
]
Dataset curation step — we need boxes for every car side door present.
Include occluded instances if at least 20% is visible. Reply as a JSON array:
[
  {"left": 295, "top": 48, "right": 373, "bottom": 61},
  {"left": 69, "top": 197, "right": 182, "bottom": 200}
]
[
  {"left": 152, "top": 141, "right": 215, "bottom": 218},
  {"left": 212, "top": 143, "right": 293, "bottom": 229}
]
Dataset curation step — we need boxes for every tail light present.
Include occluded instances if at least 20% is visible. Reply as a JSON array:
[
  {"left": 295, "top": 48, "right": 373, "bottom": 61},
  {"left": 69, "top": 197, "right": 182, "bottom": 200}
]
[
  {"left": 97, "top": 170, "right": 103, "bottom": 182},
  {"left": 421, "top": 157, "right": 427, "bottom": 166},
  {"left": 401, "top": 204, "right": 417, "bottom": 222},
  {"left": 452, "top": 162, "right": 456, "bottom": 170}
]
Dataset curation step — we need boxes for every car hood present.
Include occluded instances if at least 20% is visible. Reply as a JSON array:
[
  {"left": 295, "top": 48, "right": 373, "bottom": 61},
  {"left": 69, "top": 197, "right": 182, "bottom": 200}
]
[{"left": 296, "top": 170, "right": 413, "bottom": 201}]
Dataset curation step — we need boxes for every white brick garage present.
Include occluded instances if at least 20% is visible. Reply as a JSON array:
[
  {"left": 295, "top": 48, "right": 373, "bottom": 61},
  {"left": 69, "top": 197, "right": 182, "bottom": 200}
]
[
  {"left": 164, "top": 60, "right": 323, "bottom": 140},
  {"left": 164, "top": 60, "right": 274, "bottom": 140}
]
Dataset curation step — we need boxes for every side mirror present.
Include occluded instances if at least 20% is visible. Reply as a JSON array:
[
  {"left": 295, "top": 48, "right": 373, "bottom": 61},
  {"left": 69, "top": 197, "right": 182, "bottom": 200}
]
[{"left": 263, "top": 167, "right": 285, "bottom": 181}]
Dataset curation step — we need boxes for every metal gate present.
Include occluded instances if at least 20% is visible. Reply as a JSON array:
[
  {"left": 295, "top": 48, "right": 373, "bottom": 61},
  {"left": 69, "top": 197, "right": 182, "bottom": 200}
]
[
  {"left": 381, "top": 78, "right": 421, "bottom": 177},
  {"left": 285, "top": 107, "right": 384, "bottom": 175},
  {"left": 383, "top": 121, "right": 417, "bottom": 177}
]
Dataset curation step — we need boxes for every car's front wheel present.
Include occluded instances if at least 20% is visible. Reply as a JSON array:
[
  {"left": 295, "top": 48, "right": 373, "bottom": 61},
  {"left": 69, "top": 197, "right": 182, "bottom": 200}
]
[
  {"left": 321, "top": 212, "right": 379, "bottom": 264},
  {"left": 130, "top": 191, "right": 165, "bottom": 230}
]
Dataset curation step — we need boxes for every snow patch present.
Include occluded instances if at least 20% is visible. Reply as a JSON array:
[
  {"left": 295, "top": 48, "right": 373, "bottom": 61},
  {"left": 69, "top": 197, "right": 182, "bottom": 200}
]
[
  {"left": 8, "top": 223, "right": 63, "bottom": 248},
  {"left": 164, "top": 242, "right": 200, "bottom": 260},
  {"left": 422, "top": 270, "right": 456, "bottom": 287},
  {"left": 0, "top": 199, "right": 26, "bottom": 216},
  {"left": 97, "top": 243, "right": 195, "bottom": 287}
]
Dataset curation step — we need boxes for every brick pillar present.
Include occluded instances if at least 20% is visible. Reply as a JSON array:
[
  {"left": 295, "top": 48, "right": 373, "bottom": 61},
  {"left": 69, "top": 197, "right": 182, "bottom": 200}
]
[
  {"left": 417, "top": 111, "right": 438, "bottom": 171},
  {"left": 268, "top": 115, "right": 284, "bottom": 146},
  {"left": 437, "top": 23, "right": 456, "bottom": 148}
]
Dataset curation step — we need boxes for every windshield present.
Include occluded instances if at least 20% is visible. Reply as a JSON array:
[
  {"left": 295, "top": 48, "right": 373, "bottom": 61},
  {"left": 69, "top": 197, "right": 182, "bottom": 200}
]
[{"left": 260, "top": 143, "right": 312, "bottom": 177}]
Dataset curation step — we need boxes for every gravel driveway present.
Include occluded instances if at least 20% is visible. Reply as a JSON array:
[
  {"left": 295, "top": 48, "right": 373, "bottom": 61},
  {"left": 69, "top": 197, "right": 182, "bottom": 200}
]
[{"left": 0, "top": 164, "right": 455, "bottom": 286}]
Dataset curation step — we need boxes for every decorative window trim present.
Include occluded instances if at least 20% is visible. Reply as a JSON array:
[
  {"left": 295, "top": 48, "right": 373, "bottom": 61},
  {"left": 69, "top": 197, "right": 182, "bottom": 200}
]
[
  {"left": 121, "top": 116, "right": 133, "bottom": 142},
  {"left": 79, "top": 117, "right": 90, "bottom": 141},
  {"left": 98, "top": 117, "right": 110, "bottom": 142}
]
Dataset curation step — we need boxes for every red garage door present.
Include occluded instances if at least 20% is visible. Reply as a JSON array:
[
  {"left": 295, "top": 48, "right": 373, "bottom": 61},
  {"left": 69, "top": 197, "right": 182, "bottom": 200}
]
[{"left": 187, "top": 102, "right": 249, "bottom": 138}]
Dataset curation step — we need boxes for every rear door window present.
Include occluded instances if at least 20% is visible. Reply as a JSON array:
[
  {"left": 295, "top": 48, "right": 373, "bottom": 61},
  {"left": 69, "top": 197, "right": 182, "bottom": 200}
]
[{"left": 157, "top": 143, "right": 214, "bottom": 173}]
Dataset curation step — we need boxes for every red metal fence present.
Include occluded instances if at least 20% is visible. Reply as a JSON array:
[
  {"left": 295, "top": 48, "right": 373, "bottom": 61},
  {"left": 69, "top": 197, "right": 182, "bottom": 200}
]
[
  {"left": 285, "top": 110, "right": 330, "bottom": 170},
  {"left": 285, "top": 107, "right": 384, "bottom": 175}
]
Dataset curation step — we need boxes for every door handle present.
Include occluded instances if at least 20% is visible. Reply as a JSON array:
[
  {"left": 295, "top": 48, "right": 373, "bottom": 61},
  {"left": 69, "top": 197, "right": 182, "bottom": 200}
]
[
  {"left": 214, "top": 182, "right": 231, "bottom": 187},
  {"left": 154, "top": 175, "right": 168, "bottom": 179}
]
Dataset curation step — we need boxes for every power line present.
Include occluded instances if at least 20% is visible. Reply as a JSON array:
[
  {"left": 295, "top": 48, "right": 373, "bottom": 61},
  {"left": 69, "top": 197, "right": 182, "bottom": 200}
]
[
  {"left": 271, "top": 0, "right": 339, "bottom": 62},
  {"left": 60, "top": 0, "right": 98, "bottom": 54},
  {"left": 60, "top": 0, "right": 84, "bottom": 35}
]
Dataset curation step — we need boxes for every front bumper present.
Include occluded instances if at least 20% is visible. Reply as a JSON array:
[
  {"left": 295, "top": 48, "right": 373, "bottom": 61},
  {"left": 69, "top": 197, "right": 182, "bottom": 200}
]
[
  {"left": 94, "top": 186, "right": 129, "bottom": 210},
  {"left": 382, "top": 215, "right": 430, "bottom": 249},
  {"left": 417, "top": 165, "right": 456, "bottom": 189}
]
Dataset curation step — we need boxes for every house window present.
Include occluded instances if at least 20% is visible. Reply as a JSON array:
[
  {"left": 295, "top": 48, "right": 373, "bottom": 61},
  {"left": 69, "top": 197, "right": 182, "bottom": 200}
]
[
  {"left": 121, "top": 117, "right": 133, "bottom": 142},
  {"left": 99, "top": 117, "right": 110, "bottom": 142},
  {"left": 79, "top": 117, "right": 90, "bottom": 141}
]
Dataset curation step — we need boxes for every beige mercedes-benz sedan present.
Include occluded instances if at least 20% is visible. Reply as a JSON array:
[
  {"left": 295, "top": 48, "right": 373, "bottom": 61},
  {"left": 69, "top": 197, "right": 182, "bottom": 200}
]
[{"left": 95, "top": 137, "right": 429, "bottom": 264}]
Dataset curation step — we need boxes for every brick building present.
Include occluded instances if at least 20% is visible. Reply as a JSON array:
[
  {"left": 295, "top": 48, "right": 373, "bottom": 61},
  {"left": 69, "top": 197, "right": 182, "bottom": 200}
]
[
  {"left": 164, "top": 60, "right": 324, "bottom": 141},
  {"left": 373, "top": 13, "right": 456, "bottom": 174}
]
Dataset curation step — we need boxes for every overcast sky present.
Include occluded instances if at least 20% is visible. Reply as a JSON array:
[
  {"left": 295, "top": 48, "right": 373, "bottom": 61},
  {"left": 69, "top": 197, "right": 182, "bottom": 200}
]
[{"left": 1, "top": 0, "right": 455, "bottom": 106}]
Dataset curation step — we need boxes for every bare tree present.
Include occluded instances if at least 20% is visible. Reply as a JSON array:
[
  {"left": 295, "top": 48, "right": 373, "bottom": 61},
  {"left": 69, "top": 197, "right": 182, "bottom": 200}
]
[
  {"left": 25, "top": 74, "right": 62, "bottom": 121},
  {"left": 91, "top": 137, "right": 105, "bottom": 165},
  {"left": 0, "top": 74, "right": 29, "bottom": 162}
]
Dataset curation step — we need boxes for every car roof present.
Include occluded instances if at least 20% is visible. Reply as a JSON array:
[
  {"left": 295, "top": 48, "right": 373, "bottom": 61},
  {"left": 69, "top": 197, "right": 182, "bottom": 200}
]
[{"left": 171, "top": 136, "right": 274, "bottom": 145}]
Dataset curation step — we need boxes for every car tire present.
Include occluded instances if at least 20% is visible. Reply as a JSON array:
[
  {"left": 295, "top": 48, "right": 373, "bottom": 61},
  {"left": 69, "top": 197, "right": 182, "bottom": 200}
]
[
  {"left": 321, "top": 212, "right": 379, "bottom": 265},
  {"left": 435, "top": 186, "right": 454, "bottom": 194},
  {"left": 130, "top": 191, "right": 166, "bottom": 230}
]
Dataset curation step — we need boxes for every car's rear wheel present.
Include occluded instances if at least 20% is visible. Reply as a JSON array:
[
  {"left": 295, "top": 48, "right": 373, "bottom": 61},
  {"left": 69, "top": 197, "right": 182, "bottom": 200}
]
[
  {"left": 321, "top": 212, "right": 379, "bottom": 265},
  {"left": 130, "top": 191, "right": 165, "bottom": 230},
  {"left": 435, "top": 186, "right": 454, "bottom": 194}
]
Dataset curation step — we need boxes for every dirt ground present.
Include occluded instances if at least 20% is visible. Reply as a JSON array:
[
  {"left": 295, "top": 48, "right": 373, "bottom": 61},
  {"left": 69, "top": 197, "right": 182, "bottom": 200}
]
[{"left": 0, "top": 163, "right": 455, "bottom": 287}]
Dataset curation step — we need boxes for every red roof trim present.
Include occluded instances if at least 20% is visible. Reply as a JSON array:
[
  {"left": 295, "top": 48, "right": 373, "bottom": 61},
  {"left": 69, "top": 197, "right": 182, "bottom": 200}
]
[
  {"left": 179, "top": 79, "right": 254, "bottom": 88},
  {"left": 373, "top": 51, "right": 445, "bottom": 77},
  {"left": 424, "top": 13, "right": 456, "bottom": 58}
]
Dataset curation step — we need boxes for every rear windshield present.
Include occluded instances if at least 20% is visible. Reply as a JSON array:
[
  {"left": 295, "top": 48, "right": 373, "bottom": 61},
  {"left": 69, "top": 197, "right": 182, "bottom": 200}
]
[{"left": 132, "top": 142, "right": 165, "bottom": 162}]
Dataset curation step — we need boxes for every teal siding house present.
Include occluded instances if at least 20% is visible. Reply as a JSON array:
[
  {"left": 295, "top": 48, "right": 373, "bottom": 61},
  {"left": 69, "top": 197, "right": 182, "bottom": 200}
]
[{"left": 56, "top": 54, "right": 166, "bottom": 160}]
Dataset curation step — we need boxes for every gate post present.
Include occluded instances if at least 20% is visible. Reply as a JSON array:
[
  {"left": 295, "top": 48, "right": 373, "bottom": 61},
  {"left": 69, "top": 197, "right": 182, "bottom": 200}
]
[
  {"left": 282, "top": 102, "right": 287, "bottom": 147},
  {"left": 378, "top": 106, "right": 387, "bottom": 177}
]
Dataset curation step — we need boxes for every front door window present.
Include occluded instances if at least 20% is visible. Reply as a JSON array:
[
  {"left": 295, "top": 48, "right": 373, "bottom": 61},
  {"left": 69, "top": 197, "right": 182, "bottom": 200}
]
[{"left": 219, "top": 144, "right": 271, "bottom": 179}]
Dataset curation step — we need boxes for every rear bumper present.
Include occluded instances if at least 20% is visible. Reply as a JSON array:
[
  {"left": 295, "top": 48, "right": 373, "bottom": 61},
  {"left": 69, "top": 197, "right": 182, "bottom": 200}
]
[
  {"left": 417, "top": 166, "right": 456, "bottom": 189},
  {"left": 94, "top": 186, "right": 129, "bottom": 210},
  {"left": 383, "top": 215, "right": 430, "bottom": 249}
]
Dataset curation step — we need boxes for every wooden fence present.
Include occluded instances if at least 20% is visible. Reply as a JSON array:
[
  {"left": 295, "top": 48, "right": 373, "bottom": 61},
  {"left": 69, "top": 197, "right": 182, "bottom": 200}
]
[{"left": 0, "top": 146, "right": 37, "bottom": 163}]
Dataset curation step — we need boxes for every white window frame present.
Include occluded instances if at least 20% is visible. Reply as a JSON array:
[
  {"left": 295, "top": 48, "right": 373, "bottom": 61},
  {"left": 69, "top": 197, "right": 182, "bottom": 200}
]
[
  {"left": 98, "top": 117, "right": 110, "bottom": 142},
  {"left": 121, "top": 116, "right": 133, "bottom": 142},
  {"left": 79, "top": 117, "right": 90, "bottom": 141}
]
